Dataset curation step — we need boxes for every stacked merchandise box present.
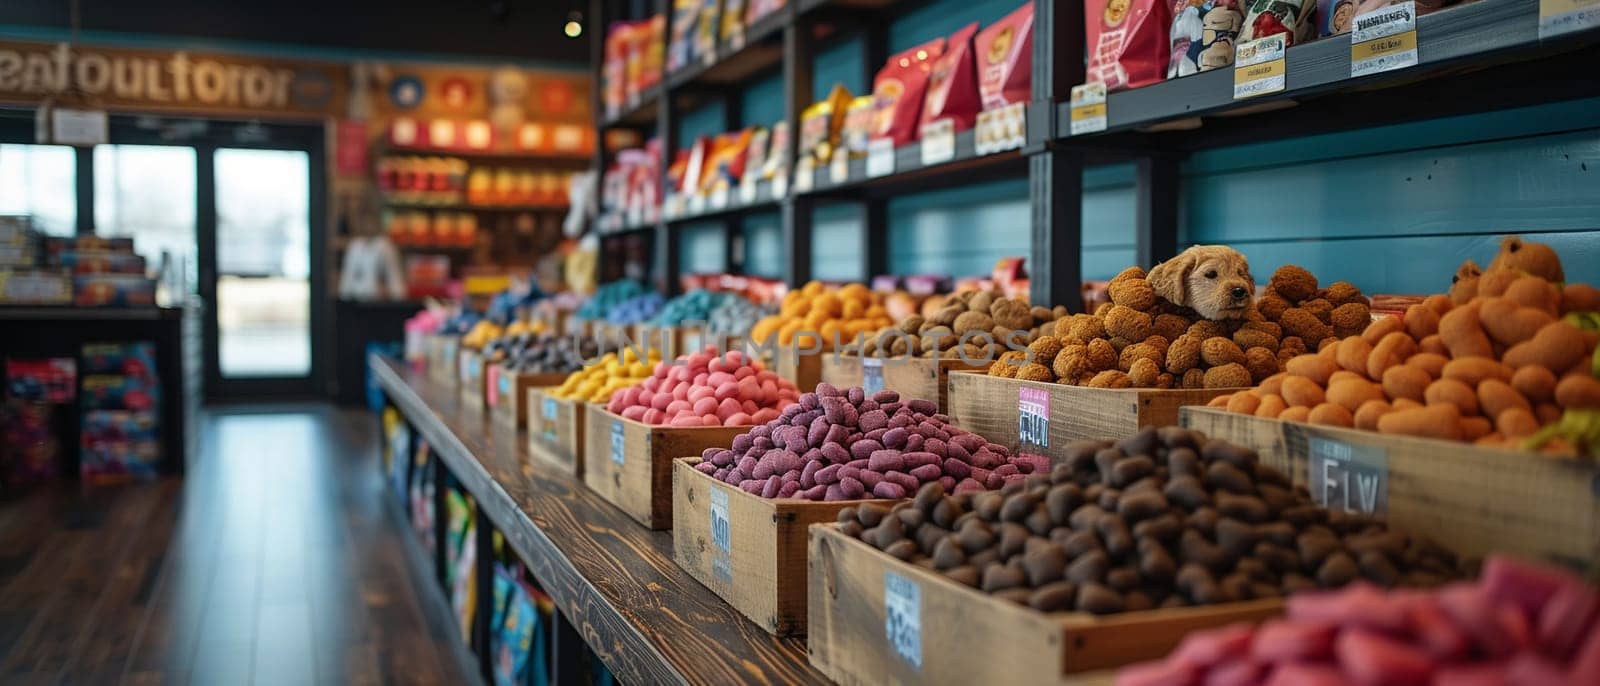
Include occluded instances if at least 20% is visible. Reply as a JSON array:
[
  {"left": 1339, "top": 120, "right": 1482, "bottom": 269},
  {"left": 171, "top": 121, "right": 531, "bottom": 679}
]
[
  {"left": 0, "top": 216, "right": 70, "bottom": 305},
  {"left": 489, "top": 538, "right": 554, "bottom": 686},
  {"left": 42, "top": 236, "right": 156, "bottom": 307},
  {"left": 382, "top": 405, "right": 412, "bottom": 506},
  {"left": 79, "top": 342, "right": 162, "bottom": 482},
  {"left": 2, "top": 357, "right": 76, "bottom": 488}
]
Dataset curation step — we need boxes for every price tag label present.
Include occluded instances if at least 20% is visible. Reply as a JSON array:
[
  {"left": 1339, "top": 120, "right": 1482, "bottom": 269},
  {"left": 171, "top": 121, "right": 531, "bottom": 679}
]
[
  {"left": 702, "top": 49, "right": 717, "bottom": 67},
  {"left": 866, "top": 138, "right": 896, "bottom": 178},
  {"left": 1069, "top": 83, "right": 1108, "bottom": 136},
  {"left": 828, "top": 151, "right": 850, "bottom": 184},
  {"left": 793, "top": 160, "right": 814, "bottom": 193},
  {"left": 772, "top": 172, "right": 789, "bottom": 198},
  {"left": 495, "top": 369, "right": 512, "bottom": 406},
  {"left": 1541, "top": 0, "right": 1600, "bottom": 37},
  {"left": 862, "top": 357, "right": 885, "bottom": 395},
  {"left": 688, "top": 193, "right": 707, "bottom": 214},
  {"left": 610, "top": 421, "right": 625, "bottom": 466},
  {"left": 710, "top": 185, "right": 729, "bottom": 209},
  {"left": 1351, "top": 1, "right": 1418, "bottom": 77},
  {"left": 1307, "top": 434, "right": 1389, "bottom": 514},
  {"left": 738, "top": 179, "right": 758, "bottom": 204},
  {"left": 919, "top": 119, "right": 956, "bottom": 165},
  {"left": 541, "top": 397, "right": 558, "bottom": 441},
  {"left": 1018, "top": 386, "right": 1050, "bottom": 454},
  {"left": 884, "top": 571, "right": 922, "bottom": 669},
  {"left": 710, "top": 487, "right": 733, "bottom": 583},
  {"left": 1233, "top": 34, "right": 1287, "bottom": 100},
  {"left": 729, "top": 30, "right": 746, "bottom": 51}
]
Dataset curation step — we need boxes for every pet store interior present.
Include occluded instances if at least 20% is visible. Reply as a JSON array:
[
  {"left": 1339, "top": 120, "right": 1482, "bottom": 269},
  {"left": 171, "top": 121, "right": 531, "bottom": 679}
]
[{"left": 1, "top": 0, "right": 1598, "bottom": 683}]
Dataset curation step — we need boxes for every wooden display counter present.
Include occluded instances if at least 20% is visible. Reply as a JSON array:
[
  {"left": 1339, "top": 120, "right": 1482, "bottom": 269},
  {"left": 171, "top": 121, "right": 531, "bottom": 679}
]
[{"left": 369, "top": 354, "right": 825, "bottom": 684}]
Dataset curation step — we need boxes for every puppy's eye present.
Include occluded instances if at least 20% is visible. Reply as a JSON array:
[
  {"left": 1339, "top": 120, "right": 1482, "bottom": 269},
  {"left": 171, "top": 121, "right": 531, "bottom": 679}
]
[{"left": 1204, "top": 270, "right": 1218, "bottom": 279}]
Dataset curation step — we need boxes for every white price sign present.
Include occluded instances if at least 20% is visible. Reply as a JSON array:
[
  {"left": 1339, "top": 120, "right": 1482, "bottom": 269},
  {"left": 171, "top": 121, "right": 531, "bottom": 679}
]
[
  {"left": 710, "top": 185, "right": 729, "bottom": 210},
  {"left": 1541, "top": 0, "right": 1600, "bottom": 37},
  {"left": 1351, "top": 1, "right": 1418, "bottom": 77},
  {"left": 710, "top": 487, "right": 732, "bottom": 583},
  {"left": 793, "top": 160, "right": 814, "bottom": 193},
  {"left": 738, "top": 179, "right": 758, "bottom": 204},
  {"left": 1233, "top": 34, "right": 1287, "bottom": 100},
  {"left": 1068, "top": 83, "right": 1107, "bottom": 136},
  {"left": 884, "top": 571, "right": 922, "bottom": 669},
  {"left": 688, "top": 193, "right": 706, "bottom": 214},
  {"left": 866, "top": 138, "right": 896, "bottom": 178},
  {"left": 828, "top": 151, "right": 850, "bottom": 184},
  {"left": 610, "top": 421, "right": 625, "bottom": 466},
  {"left": 919, "top": 119, "right": 956, "bottom": 165}
]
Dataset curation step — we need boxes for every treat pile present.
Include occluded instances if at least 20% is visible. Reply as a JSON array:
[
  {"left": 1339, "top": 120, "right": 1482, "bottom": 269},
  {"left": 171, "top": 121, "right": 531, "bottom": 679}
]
[
  {"left": 837, "top": 426, "right": 1459, "bottom": 614},
  {"left": 693, "top": 384, "right": 1048, "bottom": 500},
  {"left": 605, "top": 348, "right": 798, "bottom": 427},
  {"left": 1117, "top": 555, "right": 1600, "bottom": 686}
]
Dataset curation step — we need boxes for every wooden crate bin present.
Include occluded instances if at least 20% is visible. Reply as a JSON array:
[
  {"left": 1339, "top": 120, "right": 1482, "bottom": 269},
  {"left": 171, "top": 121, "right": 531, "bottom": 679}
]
[
  {"left": 773, "top": 345, "right": 823, "bottom": 392},
  {"left": 489, "top": 367, "right": 568, "bottom": 428},
  {"left": 458, "top": 348, "right": 486, "bottom": 407},
  {"left": 525, "top": 388, "right": 586, "bottom": 477},
  {"left": 946, "top": 371, "right": 1237, "bottom": 452},
  {"left": 672, "top": 458, "right": 892, "bottom": 636},
  {"left": 583, "top": 407, "right": 745, "bottom": 529},
  {"left": 822, "top": 355, "right": 985, "bottom": 413},
  {"left": 1181, "top": 406, "right": 1600, "bottom": 578},
  {"left": 807, "top": 524, "right": 1282, "bottom": 684}
]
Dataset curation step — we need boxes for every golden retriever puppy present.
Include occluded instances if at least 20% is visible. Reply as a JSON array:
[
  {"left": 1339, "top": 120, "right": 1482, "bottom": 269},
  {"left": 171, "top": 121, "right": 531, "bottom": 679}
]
[{"left": 1148, "top": 245, "right": 1255, "bottom": 320}]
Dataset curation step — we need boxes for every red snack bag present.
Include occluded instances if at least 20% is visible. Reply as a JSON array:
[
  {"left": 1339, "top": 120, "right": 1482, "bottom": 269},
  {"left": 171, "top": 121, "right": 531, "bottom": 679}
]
[
  {"left": 872, "top": 38, "right": 944, "bottom": 145},
  {"left": 1086, "top": 0, "right": 1172, "bottom": 91},
  {"left": 975, "top": 2, "right": 1034, "bottom": 110},
  {"left": 921, "top": 22, "right": 981, "bottom": 132}
]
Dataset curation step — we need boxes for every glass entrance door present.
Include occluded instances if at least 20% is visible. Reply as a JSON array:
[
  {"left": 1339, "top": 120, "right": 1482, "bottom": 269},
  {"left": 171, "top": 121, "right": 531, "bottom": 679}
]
[{"left": 213, "top": 148, "right": 313, "bottom": 382}]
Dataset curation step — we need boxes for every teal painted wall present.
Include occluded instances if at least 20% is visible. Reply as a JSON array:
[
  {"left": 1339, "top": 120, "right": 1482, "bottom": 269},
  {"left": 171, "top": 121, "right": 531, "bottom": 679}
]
[
  {"left": 743, "top": 211, "right": 784, "bottom": 278},
  {"left": 741, "top": 74, "right": 785, "bottom": 128},
  {"left": 814, "top": 34, "right": 866, "bottom": 101},
  {"left": 676, "top": 101, "right": 727, "bottom": 145},
  {"left": 679, "top": 222, "right": 727, "bottom": 273}
]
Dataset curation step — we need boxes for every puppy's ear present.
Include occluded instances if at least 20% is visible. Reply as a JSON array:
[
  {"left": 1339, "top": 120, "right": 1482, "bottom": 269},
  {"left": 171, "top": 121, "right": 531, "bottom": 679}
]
[{"left": 1148, "top": 253, "right": 1196, "bottom": 306}]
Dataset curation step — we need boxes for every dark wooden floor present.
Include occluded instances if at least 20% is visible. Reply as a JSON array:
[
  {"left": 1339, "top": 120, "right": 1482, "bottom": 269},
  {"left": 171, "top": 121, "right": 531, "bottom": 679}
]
[{"left": 0, "top": 404, "right": 477, "bottom": 686}]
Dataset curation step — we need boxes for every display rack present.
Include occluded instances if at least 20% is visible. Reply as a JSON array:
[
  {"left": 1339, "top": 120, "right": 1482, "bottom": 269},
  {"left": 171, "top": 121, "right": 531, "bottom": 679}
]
[{"left": 588, "top": 0, "right": 1600, "bottom": 308}]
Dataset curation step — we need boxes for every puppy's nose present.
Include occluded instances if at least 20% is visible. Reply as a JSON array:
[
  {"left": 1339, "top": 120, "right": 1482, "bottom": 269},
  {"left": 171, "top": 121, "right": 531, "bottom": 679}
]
[{"left": 1231, "top": 286, "right": 1250, "bottom": 300}]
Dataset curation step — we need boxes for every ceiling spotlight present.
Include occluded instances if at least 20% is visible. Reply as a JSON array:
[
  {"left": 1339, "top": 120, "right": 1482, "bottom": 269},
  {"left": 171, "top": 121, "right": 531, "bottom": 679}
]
[{"left": 565, "top": 11, "right": 583, "bottom": 38}]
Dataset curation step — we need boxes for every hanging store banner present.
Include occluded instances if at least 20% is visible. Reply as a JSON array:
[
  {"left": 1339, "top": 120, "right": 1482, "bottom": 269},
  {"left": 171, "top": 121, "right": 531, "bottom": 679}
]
[{"left": 0, "top": 40, "right": 346, "bottom": 118}]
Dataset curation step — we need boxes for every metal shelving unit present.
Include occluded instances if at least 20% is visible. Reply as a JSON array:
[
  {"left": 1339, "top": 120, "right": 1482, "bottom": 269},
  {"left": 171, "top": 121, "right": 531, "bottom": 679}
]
[{"left": 589, "top": 0, "right": 1600, "bottom": 306}]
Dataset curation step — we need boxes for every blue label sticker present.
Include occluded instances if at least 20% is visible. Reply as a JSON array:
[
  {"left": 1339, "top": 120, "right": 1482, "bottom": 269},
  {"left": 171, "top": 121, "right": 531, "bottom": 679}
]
[
  {"left": 610, "top": 421, "right": 625, "bottom": 466},
  {"left": 884, "top": 571, "right": 922, "bottom": 669},
  {"left": 541, "top": 398, "right": 558, "bottom": 441},
  {"left": 710, "top": 487, "right": 732, "bottom": 584},
  {"left": 863, "top": 357, "right": 885, "bottom": 395}
]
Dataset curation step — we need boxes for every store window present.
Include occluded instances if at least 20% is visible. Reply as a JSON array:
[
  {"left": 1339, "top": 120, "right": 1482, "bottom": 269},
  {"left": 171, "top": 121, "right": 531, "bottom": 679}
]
[
  {"left": 94, "top": 144, "right": 198, "bottom": 292},
  {"left": 0, "top": 143, "right": 77, "bottom": 236},
  {"left": 214, "top": 148, "right": 311, "bottom": 378}
]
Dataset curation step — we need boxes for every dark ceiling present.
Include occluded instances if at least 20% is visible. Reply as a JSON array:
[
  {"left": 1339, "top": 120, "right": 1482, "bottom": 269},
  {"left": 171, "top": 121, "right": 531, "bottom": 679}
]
[{"left": 1, "top": 0, "right": 591, "bottom": 65}]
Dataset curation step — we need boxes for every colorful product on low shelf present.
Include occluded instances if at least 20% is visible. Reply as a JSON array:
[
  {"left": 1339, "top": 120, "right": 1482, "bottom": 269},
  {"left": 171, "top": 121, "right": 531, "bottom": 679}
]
[
  {"left": 79, "top": 342, "right": 161, "bottom": 482},
  {"left": 872, "top": 38, "right": 944, "bottom": 145},
  {"left": 1, "top": 399, "right": 62, "bottom": 487},
  {"left": 446, "top": 489, "right": 477, "bottom": 643}
]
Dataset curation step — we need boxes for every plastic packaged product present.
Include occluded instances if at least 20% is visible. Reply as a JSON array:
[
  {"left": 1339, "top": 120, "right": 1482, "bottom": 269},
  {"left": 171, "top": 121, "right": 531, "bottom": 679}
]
[
  {"left": 760, "top": 121, "right": 790, "bottom": 180},
  {"left": 975, "top": 1, "right": 1035, "bottom": 110},
  {"left": 743, "top": 126, "right": 771, "bottom": 182},
  {"left": 799, "top": 84, "right": 851, "bottom": 165},
  {"left": 702, "top": 129, "right": 753, "bottom": 192},
  {"left": 872, "top": 37, "right": 944, "bottom": 145},
  {"left": 921, "top": 22, "right": 981, "bottom": 133},
  {"left": 693, "top": 0, "right": 721, "bottom": 60},
  {"left": 1239, "top": 0, "right": 1318, "bottom": 44},
  {"left": 1168, "top": 0, "right": 1245, "bottom": 77},
  {"left": 668, "top": 0, "right": 700, "bottom": 72},
  {"left": 841, "top": 95, "right": 876, "bottom": 157},
  {"left": 720, "top": 0, "right": 746, "bottom": 42},
  {"left": 1317, "top": 0, "right": 1358, "bottom": 35},
  {"left": 1087, "top": 0, "right": 1172, "bottom": 90}
]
